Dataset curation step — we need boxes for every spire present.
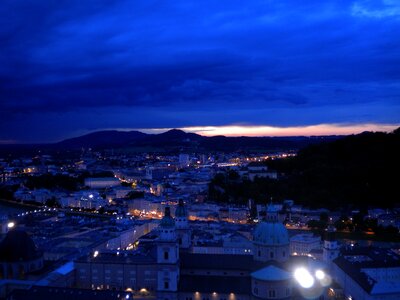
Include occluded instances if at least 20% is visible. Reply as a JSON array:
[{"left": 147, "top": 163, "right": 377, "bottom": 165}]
[
  {"left": 266, "top": 201, "right": 278, "bottom": 223},
  {"left": 160, "top": 206, "right": 175, "bottom": 228},
  {"left": 175, "top": 199, "right": 187, "bottom": 218},
  {"left": 324, "top": 218, "right": 336, "bottom": 241},
  {"left": 165, "top": 206, "right": 171, "bottom": 218}
]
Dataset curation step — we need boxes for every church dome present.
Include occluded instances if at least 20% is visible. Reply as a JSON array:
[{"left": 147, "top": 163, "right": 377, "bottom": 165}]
[
  {"left": 251, "top": 265, "right": 292, "bottom": 281},
  {"left": 175, "top": 199, "right": 187, "bottom": 218},
  {"left": 253, "top": 204, "right": 289, "bottom": 246},
  {"left": 253, "top": 222, "right": 289, "bottom": 246},
  {"left": 0, "top": 230, "right": 42, "bottom": 262}
]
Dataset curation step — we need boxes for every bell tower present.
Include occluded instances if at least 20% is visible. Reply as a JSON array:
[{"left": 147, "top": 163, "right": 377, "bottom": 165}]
[
  {"left": 175, "top": 199, "right": 191, "bottom": 249},
  {"left": 156, "top": 207, "right": 179, "bottom": 296},
  {"left": 323, "top": 222, "right": 340, "bottom": 268}
]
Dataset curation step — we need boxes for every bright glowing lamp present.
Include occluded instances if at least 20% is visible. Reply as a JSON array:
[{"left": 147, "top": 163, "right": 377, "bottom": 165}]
[
  {"left": 315, "top": 270, "right": 325, "bottom": 280},
  {"left": 294, "top": 268, "right": 314, "bottom": 288},
  {"left": 7, "top": 222, "right": 15, "bottom": 229}
]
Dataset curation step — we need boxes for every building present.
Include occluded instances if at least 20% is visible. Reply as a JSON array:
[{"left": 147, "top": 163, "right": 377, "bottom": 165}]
[
  {"left": 84, "top": 177, "right": 120, "bottom": 189},
  {"left": 7, "top": 286, "right": 144, "bottom": 300},
  {"left": 178, "top": 154, "right": 190, "bottom": 168},
  {"left": 290, "top": 233, "right": 321, "bottom": 256},
  {"left": 14, "top": 188, "right": 53, "bottom": 204},
  {"left": 60, "top": 191, "right": 107, "bottom": 209},
  {"left": 332, "top": 248, "right": 400, "bottom": 300},
  {"left": 319, "top": 223, "right": 400, "bottom": 300},
  {"left": 247, "top": 164, "right": 278, "bottom": 181},
  {"left": 73, "top": 203, "right": 329, "bottom": 299},
  {"left": 0, "top": 230, "right": 44, "bottom": 280},
  {"left": 192, "top": 234, "right": 253, "bottom": 255},
  {"left": 322, "top": 225, "right": 340, "bottom": 269},
  {"left": 174, "top": 199, "right": 191, "bottom": 249},
  {"left": 75, "top": 207, "right": 179, "bottom": 300}
]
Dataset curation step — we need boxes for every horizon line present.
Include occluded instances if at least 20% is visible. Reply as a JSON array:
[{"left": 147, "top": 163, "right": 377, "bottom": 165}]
[
  {"left": 140, "top": 123, "right": 399, "bottom": 137},
  {"left": 1, "top": 122, "right": 398, "bottom": 145}
]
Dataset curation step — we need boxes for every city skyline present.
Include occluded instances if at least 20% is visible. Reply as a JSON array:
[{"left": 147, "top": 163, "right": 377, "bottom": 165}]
[{"left": 1, "top": 0, "right": 399, "bottom": 143}]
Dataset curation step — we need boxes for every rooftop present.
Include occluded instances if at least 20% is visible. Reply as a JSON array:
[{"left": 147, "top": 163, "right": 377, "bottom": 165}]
[
  {"left": 179, "top": 275, "right": 251, "bottom": 294},
  {"left": 334, "top": 247, "right": 400, "bottom": 295},
  {"left": 8, "top": 286, "right": 153, "bottom": 300}
]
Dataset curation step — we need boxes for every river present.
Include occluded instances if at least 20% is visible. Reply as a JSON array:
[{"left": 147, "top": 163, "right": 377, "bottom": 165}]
[{"left": 0, "top": 201, "right": 30, "bottom": 218}]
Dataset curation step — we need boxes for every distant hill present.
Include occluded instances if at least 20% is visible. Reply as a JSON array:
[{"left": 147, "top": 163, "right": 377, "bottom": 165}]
[
  {"left": 56, "top": 130, "right": 147, "bottom": 148},
  {"left": 211, "top": 128, "right": 400, "bottom": 209},
  {"left": 0, "top": 128, "right": 344, "bottom": 154},
  {"left": 282, "top": 128, "right": 400, "bottom": 208},
  {"left": 130, "top": 129, "right": 203, "bottom": 148},
  {"left": 54, "top": 129, "right": 343, "bottom": 152},
  {"left": 209, "top": 128, "right": 400, "bottom": 209},
  {"left": 198, "top": 135, "right": 340, "bottom": 152}
]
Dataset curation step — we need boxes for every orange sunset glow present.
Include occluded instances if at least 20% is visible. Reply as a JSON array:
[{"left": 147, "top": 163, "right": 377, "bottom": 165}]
[{"left": 142, "top": 123, "right": 399, "bottom": 137}]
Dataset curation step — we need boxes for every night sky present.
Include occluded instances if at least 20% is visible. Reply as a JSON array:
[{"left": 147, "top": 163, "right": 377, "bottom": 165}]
[{"left": 1, "top": 0, "right": 399, "bottom": 143}]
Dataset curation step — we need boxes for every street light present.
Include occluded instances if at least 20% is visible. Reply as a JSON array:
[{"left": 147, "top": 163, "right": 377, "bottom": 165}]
[
  {"left": 315, "top": 270, "right": 325, "bottom": 280},
  {"left": 294, "top": 268, "right": 314, "bottom": 288},
  {"left": 7, "top": 222, "right": 15, "bottom": 229}
]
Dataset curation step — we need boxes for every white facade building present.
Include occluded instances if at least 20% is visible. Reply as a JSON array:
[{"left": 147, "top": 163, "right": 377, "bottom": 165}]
[
  {"left": 290, "top": 233, "right": 321, "bottom": 256},
  {"left": 84, "top": 177, "right": 120, "bottom": 189}
]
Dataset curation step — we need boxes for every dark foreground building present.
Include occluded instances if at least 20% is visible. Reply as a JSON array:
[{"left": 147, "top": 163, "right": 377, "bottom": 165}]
[{"left": 5, "top": 202, "right": 330, "bottom": 300}]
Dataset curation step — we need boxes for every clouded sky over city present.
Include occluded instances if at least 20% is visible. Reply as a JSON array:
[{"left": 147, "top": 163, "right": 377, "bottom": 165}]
[{"left": 1, "top": 0, "right": 399, "bottom": 143}]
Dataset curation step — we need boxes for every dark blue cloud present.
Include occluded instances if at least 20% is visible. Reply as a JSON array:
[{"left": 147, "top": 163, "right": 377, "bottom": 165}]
[{"left": 0, "top": 0, "right": 399, "bottom": 142}]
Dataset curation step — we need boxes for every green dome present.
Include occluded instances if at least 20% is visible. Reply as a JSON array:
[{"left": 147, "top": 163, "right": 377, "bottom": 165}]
[
  {"left": 251, "top": 265, "right": 292, "bottom": 281},
  {"left": 160, "top": 207, "right": 175, "bottom": 228},
  {"left": 254, "top": 222, "right": 289, "bottom": 246},
  {"left": 175, "top": 199, "right": 187, "bottom": 218},
  {"left": 0, "top": 230, "right": 42, "bottom": 262}
]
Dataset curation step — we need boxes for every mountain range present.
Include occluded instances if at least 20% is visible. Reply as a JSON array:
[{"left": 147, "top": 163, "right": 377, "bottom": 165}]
[{"left": 54, "top": 129, "right": 342, "bottom": 152}]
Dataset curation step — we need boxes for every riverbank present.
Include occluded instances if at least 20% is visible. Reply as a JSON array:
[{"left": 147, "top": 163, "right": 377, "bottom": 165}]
[
  {"left": 0, "top": 199, "right": 33, "bottom": 217},
  {"left": 0, "top": 198, "right": 41, "bottom": 209}
]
